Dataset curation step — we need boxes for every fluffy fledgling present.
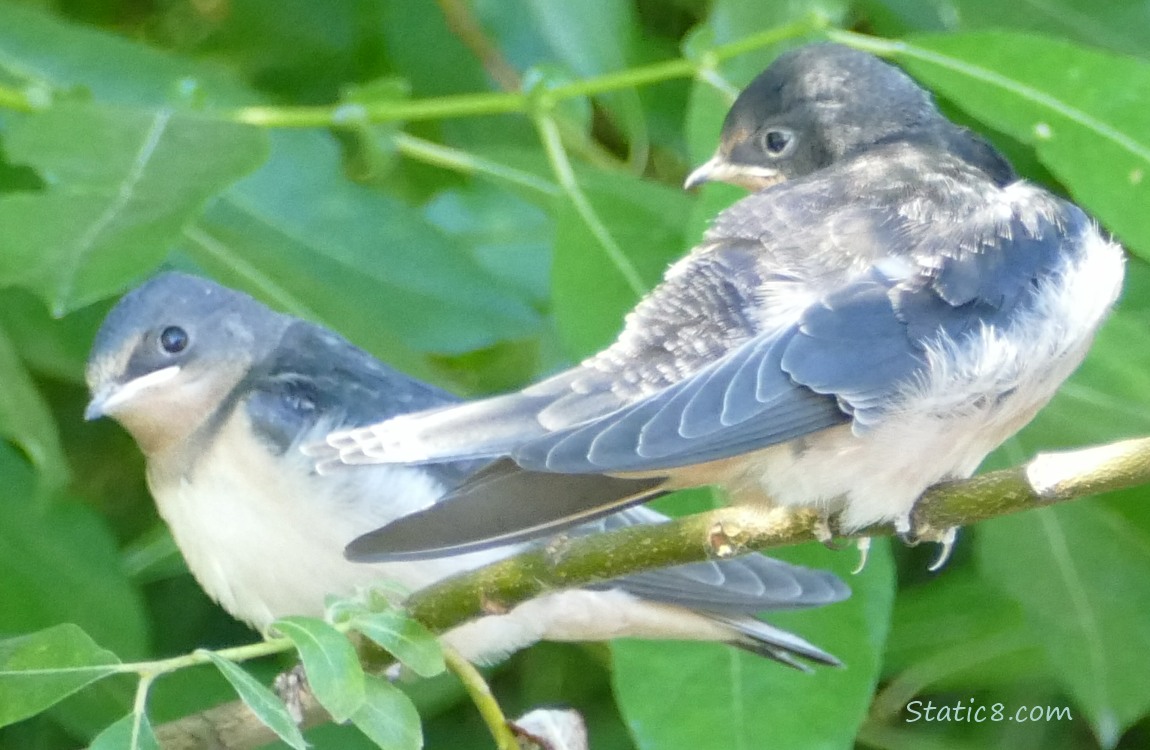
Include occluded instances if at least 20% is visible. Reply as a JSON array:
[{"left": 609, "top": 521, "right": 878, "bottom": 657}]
[{"left": 320, "top": 43, "right": 1124, "bottom": 564}]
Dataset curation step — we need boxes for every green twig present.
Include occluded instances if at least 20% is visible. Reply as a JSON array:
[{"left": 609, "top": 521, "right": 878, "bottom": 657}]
[
  {"left": 221, "top": 15, "right": 824, "bottom": 130},
  {"left": 393, "top": 132, "right": 559, "bottom": 196},
  {"left": 112, "top": 633, "right": 293, "bottom": 680},
  {"left": 533, "top": 112, "right": 647, "bottom": 297},
  {"left": 442, "top": 644, "right": 519, "bottom": 750}
]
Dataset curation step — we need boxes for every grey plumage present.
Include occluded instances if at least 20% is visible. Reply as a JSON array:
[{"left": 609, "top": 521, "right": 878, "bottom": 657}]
[
  {"left": 86, "top": 272, "right": 848, "bottom": 668},
  {"left": 322, "top": 43, "right": 1124, "bottom": 561}
]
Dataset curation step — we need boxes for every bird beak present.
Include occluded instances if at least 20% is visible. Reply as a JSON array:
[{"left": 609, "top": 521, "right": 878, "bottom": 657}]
[
  {"left": 684, "top": 154, "right": 725, "bottom": 189},
  {"left": 85, "top": 366, "right": 182, "bottom": 421},
  {"left": 684, "top": 152, "right": 782, "bottom": 191}
]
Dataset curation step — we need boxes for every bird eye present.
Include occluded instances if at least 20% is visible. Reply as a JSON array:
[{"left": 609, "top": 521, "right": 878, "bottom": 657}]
[
  {"left": 763, "top": 129, "right": 793, "bottom": 156},
  {"left": 159, "top": 326, "right": 189, "bottom": 354}
]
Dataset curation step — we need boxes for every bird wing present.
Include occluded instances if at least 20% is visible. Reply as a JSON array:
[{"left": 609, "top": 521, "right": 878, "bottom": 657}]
[
  {"left": 511, "top": 186, "right": 1079, "bottom": 474},
  {"left": 244, "top": 322, "right": 483, "bottom": 487}
]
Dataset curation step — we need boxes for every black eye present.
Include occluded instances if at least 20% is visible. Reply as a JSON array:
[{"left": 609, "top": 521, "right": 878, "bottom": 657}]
[
  {"left": 763, "top": 129, "right": 792, "bottom": 156},
  {"left": 159, "top": 326, "right": 189, "bottom": 354}
]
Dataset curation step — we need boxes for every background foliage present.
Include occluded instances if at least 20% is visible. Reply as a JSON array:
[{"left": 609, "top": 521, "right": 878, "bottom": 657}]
[{"left": 1, "top": 0, "right": 1149, "bottom": 748}]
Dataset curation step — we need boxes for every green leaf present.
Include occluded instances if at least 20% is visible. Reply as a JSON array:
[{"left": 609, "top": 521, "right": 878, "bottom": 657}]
[
  {"left": 703, "top": 0, "right": 849, "bottom": 82},
  {"left": 184, "top": 130, "right": 542, "bottom": 358},
  {"left": 423, "top": 185, "right": 553, "bottom": 306},
  {"left": 552, "top": 170, "right": 690, "bottom": 358},
  {"left": 862, "top": 0, "right": 1150, "bottom": 59},
  {"left": 0, "top": 288, "right": 109, "bottom": 383},
  {"left": 0, "top": 445, "right": 150, "bottom": 659},
  {"left": 863, "top": 32, "right": 1150, "bottom": 260},
  {"left": 613, "top": 541, "right": 895, "bottom": 750},
  {"left": 521, "top": 0, "right": 649, "bottom": 164},
  {"left": 978, "top": 502, "right": 1150, "bottom": 747},
  {"left": 273, "top": 616, "right": 365, "bottom": 723},
  {"left": 201, "top": 650, "right": 307, "bottom": 750},
  {"left": 0, "top": 321, "right": 68, "bottom": 488},
  {"left": 879, "top": 565, "right": 1049, "bottom": 716},
  {"left": 351, "top": 610, "right": 445, "bottom": 679},
  {"left": 350, "top": 675, "right": 423, "bottom": 750},
  {"left": 88, "top": 712, "right": 161, "bottom": 750},
  {"left": 0, "top": 624, "right": 121, "bottom": 727},
  {"left": 0, "top": 2, "right": 253, "bottom": 105},
  {"left": 0, "top": 103, "right": 268, "bottom": 314}
]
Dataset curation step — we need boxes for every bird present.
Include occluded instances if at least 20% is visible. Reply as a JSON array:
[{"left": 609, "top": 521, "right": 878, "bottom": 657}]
[
  {"left": 84, "top": 271, "right": 849, "bottom": 669},
  {"left": 318, "top": 42, "right": 1126, "bottom": 567}
]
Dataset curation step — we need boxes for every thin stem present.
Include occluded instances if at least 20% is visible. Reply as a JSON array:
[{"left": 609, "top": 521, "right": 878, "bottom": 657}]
[
  {"left": 131, "top": 672, "right": 156, "bottom": 748},
  {"left": 533, "top": 113, "right": 647, "bottom": 298},
  {"left": 442, "top": 644, "right": 519, "bottom": 750},
  {"left": 221, "top": 16, "right": 824, "bottom": 130},
  {"left": 435, "top": 0, "right": 521, "bottom": 91},
  {"left": 234, "top": 92, "right": 528, "bottom": 129},
  {"left": 393, "top": 132, "right": 558, "bottom": 196},
  {"left": 113, "top": 633, "right": 294, "bottom": 678}
]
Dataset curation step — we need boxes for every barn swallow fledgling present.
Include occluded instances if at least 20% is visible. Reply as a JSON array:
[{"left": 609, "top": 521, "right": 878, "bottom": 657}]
[
  {"left": 319, "top": 43, "right": 1125, "bottom": 566},
  {"left": 85, "top": 272, "right": 848, "bottom": 668}
]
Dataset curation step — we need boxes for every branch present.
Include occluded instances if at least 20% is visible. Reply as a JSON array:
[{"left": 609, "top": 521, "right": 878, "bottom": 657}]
[{"left": 405, "top": 435, "right": 1150, "bottom": 631}]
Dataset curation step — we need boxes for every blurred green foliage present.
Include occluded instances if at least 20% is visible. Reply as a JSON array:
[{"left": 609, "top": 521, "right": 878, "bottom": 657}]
[{"left": 1, "top": 1, "right": 1149, "bottom": 749}]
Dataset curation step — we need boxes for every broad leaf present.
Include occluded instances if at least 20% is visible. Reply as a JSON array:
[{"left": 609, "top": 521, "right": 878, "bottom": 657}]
[
  {"left": 0, "top": 103, "right": 268, "bottom": 314},
  {"left": 185, "top": 130, "right": 542, "bottom": 359},
  {"left": 862, "top": 0, "right": 1150, "bottom": 59},
  {"left": 88, "top": 712, "right": 161, "bottom": 750},
  {"left": 614, "top": 542, "right": 894, "bottom": 750},
  {"left": 0, "top": 322, "right": 68, "bottom": 487},
  {"left": 0, "top": 624, "right": 120, "bottom": 727},
  {"left": 201, "top": 650, "right": 307, "bottom": 750},
  {"left": 350, "top": 675, "right": 423, "bottom": 750},
  {"left": 351, "top": 610, "right": 445, "bottom": 679},
  {"left": 552, "top": 170, "right": 690, "bottom": 358},
  {"left": 978, "top": 503, "right": 1150, "bottom": 747},
  {"left": 273, "top": 616, "right": 365, "bottom": 723}
]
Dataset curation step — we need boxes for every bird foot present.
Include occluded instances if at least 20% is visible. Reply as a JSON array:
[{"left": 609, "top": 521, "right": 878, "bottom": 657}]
[
  {"left": 273, "top": 663, "right": 310, "bottom": 725},
  {"left": 894, "top": 514, "right": 958, "bottom": 570}
]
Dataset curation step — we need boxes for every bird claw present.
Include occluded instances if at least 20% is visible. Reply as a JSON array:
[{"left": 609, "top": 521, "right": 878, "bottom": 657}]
[
  {"left": 927, "top": 527, "right": 958, "bottom": 572},
  {"left": 851, "top": 537, "right": 872, "bottom": 575},
  {"left": 893, "top": 514, "right": 958, "bottom": 571}
]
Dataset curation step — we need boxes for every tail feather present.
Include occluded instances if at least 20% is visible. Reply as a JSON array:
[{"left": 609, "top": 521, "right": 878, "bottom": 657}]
[
  {"left": 345, "top": 458, "right": 667, "bottom": 562},
  {"left": 712, "top": 614, "right": 841, "bottom": 670}
]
